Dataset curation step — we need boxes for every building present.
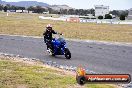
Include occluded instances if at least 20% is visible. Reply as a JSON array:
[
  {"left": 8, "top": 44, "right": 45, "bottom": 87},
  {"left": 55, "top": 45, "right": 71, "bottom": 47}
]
[
  {"left": 127, "top": 8, "right": 132, "bottom": 20},
  {"left": 43, "top": 11, "right": 49, "bottom": 14},
  {"left": 16, "top": 10, "right": 28, "bottom": 13},
  {"left": 95, "top": 5, "right": 109, "bottom": 17}
]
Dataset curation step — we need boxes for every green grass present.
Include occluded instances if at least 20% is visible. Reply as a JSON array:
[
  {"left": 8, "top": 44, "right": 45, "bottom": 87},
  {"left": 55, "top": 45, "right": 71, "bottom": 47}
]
[
  {"left": 0, "top": 12, "right": 132, "bottom": 42},
  {"left": 0, "top": 59, "right": 75, "bottom": 88},
  {"left": 0, "top": 57, "right": 116, "bottom": 88}
]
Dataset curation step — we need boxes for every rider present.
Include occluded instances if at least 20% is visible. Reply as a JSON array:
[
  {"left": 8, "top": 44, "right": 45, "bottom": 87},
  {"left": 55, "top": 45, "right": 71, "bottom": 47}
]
[{"left": 43, "top": 24, "right": 61, "bottom": 52}]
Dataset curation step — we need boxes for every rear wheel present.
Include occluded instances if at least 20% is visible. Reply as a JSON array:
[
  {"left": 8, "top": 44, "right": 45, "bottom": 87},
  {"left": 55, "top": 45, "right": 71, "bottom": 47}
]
[
  {"left": 52, "top": 53, "right": 55, "bottom": 56},
  {"left": 65, "top": 48, "right": 71, "bottom": 59}
]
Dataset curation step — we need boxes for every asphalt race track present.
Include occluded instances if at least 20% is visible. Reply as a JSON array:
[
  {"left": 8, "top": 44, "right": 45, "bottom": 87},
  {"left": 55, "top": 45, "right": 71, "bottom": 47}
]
[{"left": 0, "top": 35, "right": 132, "bottom": 75}]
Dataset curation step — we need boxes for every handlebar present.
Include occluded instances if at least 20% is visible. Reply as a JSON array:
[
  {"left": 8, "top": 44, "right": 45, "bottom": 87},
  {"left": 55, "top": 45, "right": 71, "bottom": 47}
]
[{"left": 57, "top": 33, "right": 63, "bottom": 35}]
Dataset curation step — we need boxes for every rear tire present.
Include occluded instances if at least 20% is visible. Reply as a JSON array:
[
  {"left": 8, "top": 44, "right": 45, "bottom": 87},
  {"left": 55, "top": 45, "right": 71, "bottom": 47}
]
[
  {"left": 65, "top": 48, "right": 71, "bottom": 59},
  {"left": 52, "top": 53, "right": 55, "bottom": 56}
]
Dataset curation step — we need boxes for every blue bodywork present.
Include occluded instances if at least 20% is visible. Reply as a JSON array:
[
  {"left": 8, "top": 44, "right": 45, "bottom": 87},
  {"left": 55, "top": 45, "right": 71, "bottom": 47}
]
[{"left": 51, "top": 38, "right": 66, "bottom": 55}]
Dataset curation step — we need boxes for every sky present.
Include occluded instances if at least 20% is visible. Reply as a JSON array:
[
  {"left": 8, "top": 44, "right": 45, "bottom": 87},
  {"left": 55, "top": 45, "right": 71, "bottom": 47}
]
[{"left": 2, "top": 0, "right": 132, "bottom": 10}]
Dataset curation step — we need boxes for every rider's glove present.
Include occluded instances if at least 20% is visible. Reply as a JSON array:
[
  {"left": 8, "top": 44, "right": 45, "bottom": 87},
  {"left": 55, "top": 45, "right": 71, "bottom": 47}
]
[{"left": 59, "top": 33, "right": 63, "bottom": 35}]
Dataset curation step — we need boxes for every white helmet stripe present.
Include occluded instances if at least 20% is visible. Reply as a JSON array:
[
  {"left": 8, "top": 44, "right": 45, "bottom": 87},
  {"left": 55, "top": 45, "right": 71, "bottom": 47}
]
[{"left": 46, "top": 24, "right": 52, "bottom": 28}]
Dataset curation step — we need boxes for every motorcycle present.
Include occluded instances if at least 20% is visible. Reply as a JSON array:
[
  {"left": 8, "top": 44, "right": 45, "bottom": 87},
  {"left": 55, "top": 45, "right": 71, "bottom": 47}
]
[{"left": 47, "top": 34, "right": 71, "bottom": 59}]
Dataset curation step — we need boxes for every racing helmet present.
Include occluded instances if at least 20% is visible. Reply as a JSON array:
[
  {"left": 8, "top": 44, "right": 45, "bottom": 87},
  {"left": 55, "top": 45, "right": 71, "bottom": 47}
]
[{"left": 46, "top": 24, "right": 53, "bottom": 31}]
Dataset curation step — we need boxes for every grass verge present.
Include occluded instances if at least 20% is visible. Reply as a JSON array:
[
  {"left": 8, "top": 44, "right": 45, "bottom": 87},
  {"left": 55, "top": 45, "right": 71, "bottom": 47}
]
[
  {"left": 0, "top": 55, "right": 116, "bottom": 88},
  {"left": 0, "top": 12, "right": 132, "bottom": 43}
]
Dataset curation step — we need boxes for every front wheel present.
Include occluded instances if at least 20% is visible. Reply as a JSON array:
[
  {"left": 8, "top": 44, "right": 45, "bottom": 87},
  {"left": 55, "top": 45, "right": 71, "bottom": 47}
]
[{"left": 65, "top": 48, "right": 71, "bottom": 59}]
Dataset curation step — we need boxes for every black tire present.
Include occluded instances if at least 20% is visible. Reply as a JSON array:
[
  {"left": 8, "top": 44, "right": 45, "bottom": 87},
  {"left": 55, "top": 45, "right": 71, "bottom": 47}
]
[
  {"left": 65, "top": 48, "right": 71, "bottom": 59},
  {"left": 76, "top": 76, "right": 86, "bottom": 85},
  {"left": 52, "top": 53, "right": 55, "bottom": 56}
]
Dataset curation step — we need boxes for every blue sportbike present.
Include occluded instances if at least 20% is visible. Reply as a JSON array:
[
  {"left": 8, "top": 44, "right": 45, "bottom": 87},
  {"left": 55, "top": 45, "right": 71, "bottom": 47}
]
[{"left": 47, "top": 34, "right": 71, "bottom": 59}]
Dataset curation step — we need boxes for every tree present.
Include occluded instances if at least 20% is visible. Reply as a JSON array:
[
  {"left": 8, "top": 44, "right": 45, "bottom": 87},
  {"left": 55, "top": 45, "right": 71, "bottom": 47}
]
[
  {"left": 18, "top": 7, "right": 25, "bottom": 12},
  {"left": 0, "top": 4, "right": 3, "bottom": 11},
  {"left": 27, "top": 6, "right": 46, "bottom": 13},
  {"left": 110, "top": 10, "right": 129, "bottom": 17},
  {"left": 2, "top": 4, "right": 26, "bottom": 12},
  {"left": 75, "top": 9, "right": 79, "bottom": 15},
  {"left": 9, "top": 5, "right": 17, "bottom": 12},
  {"left": 6, "top": 4, "right": 10, "bottom": 10},
  {"left": 120, "top": 14, "right": 126, "bottom": 20},
  {"left": 105, "top": 14, "right": 112, "bottom": 19},
  {"left": 27, "top": 6, "right": 34, "bottom": 11},
  {"left": 4, "top": 6, "right": 7, "bottom": 12},
  {"left": 121, "top": 10, "right": 128, "bottom": 17},
  {"left": 35, "top": 6, "right": 46, "bottom": 13},
  {"left": 109, "top": 10, "right": 120, "bottom": 17},
  {"left": 68, "top": 9, "right": 75, "bottom": 15},
  {"left": 61, "top": 9, "right": 68, "bottom": 14},
  {"left": 98, "top": 16, "right": 103, "bottom": 19},
  {"left": 90, "top": 9, "right": 95, "bottom": 16},
  {"left": 78, "top": 9, "right": 84, "bottom": 15},
  {"left": 74, "top": 9, "right": 95, "bottom": 16}
]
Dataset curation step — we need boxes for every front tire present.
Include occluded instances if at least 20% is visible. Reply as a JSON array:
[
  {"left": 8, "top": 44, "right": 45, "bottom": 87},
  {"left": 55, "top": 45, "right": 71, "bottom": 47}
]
[{"left": 65, "top": 48, "right": 71, "bottom": 59}]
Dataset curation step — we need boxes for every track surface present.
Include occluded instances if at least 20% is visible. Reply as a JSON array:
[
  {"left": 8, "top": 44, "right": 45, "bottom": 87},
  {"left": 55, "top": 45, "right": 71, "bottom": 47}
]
[{"left": 0, "top": 35, "right": 132, "bottom": 75}]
